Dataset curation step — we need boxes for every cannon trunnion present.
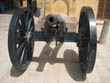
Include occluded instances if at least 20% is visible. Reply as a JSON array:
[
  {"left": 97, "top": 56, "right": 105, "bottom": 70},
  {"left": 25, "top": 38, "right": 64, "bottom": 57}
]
[{"left": 8, "top": 6, "right": 97, "bottom": 77}]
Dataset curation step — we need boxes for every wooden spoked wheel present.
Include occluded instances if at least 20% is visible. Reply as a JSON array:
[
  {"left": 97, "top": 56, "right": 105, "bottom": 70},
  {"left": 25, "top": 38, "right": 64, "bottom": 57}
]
[
  {"left": 8, "top": 7, "right": 35, "bottom": 70},
  {"left": 78, "top": 6, "right": 97, "bottom": 73}
]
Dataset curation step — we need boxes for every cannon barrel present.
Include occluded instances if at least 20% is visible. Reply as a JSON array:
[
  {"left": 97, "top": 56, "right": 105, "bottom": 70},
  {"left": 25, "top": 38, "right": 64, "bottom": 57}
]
[{"left": 46, "top": 14, "right": 62, "bottom": 26}]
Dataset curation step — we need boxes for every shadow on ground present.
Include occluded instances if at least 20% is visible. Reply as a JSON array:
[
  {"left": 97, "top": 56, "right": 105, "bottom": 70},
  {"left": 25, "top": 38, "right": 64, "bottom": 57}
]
[
  {"left": 10, "top": 43, "right": 86, "bottom": 81},
  {"left": 32, "top": 43, "right": 86, "bottom": 81}
]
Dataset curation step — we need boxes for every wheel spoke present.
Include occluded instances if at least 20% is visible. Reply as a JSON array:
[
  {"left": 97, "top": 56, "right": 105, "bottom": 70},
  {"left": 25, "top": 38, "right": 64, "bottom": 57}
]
[
  {"left": 22, "top": 47, "right": 28, "bottom": 64},
  {"left": 25, "top": 13, "right": 30, "bottom": 27},
  {"left": 17, "top": 41, "right": 26, "bottom": 58},
  {"left": 27, "top": 18, "right": 32, "bottom": 31},
  {"left": 19, "top": 48, "right": 25, "bottom": 64},
  {"left": 17, "top": 20, "right": 25, "bottom": 33},
  {"left": 19, "top": 47, "right": 28, "bottom": 64},
  {"left": 30, "top": 25, "right": 34, "bottom": 33}
]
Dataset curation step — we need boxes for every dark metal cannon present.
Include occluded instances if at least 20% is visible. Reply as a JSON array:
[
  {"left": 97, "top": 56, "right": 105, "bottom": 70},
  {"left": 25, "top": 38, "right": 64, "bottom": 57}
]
[
  {"left": 46, "top": 14, "right": 63, "bottom": 25},
  {"left": 42, "top": 14, "right": 67, "bottom": 44},
  {"left": 8, "top": 0, "right": 97, "bottom": 77}
]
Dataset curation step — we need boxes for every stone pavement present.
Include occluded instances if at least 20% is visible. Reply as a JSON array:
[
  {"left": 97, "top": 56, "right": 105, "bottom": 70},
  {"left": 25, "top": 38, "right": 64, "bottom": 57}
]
[{"left": 0, "top": 14, "right": 110, "bottom": 83}]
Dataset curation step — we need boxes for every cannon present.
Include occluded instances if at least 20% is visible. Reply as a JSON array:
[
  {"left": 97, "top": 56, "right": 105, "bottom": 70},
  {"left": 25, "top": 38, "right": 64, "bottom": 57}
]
[
  {"left": 8, "top": 0, "right": 97, "bottom": 76},
  {"left": 42, "top": 14, "right": 67, "bottom": 44}
]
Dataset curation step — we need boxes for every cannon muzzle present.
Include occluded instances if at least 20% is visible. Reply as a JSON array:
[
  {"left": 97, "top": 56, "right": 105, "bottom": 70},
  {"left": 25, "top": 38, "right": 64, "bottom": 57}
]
[{"left": 46, "top": 14, "right": 61, "bottom": 26}]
